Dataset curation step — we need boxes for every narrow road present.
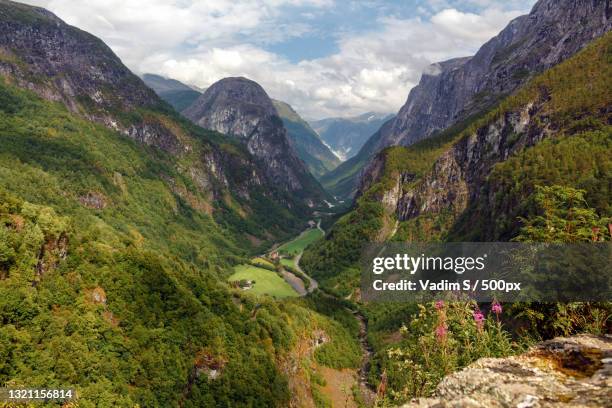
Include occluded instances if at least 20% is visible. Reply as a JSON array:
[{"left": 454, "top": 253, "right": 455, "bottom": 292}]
[{"left": 275, "top": 220, "right": 322, "bottom": 295}]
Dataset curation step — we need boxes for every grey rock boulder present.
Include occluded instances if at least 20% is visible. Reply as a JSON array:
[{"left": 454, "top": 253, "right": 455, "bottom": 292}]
[{"left": 402, "top": 335, "right": 612, "bottom": 408}]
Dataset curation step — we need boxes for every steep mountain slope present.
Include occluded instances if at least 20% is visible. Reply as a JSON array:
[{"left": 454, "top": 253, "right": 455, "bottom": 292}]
[
  {"left": 311, "top": 112, "right": 392, "bottom": 161},
  {"left": 302, "top": 31, "right": 612, "bottom": 296},
  {"left": 324, "top": 0, "right": 612, "bottom": 199},
  {"left": 0, "top": 1, "right": 360, "bottom": 406},
  {"left": 183, "top": 77, "right": 329, "bottom": 205},
  {"left": 272, "top": 99, "right": 340, "bottom": 179},
  {"left": 142, "top": 73, "right": 202, "bottom": 112},
  {"left": 0, "top": 0, "right": 318, "bottom": 238}
]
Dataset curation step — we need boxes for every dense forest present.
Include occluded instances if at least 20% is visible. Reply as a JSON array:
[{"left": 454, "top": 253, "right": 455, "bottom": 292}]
[{"left": 0, "top": 75, "right": 361, "bottom": 407}]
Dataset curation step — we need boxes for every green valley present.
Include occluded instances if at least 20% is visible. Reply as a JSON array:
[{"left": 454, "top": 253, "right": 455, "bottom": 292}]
[{"left": 1, "top": 0, "right": 611, "bottom": 407}]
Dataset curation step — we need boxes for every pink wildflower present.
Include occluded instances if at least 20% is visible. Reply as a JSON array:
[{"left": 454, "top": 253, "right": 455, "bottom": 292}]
[
  {"left": 435, "top": 300, "right": 444, "bottom": 310},
  {"left": 473, "top": 309, "right": 485, "bottom": 330},
  {"left": 435, "top": 324, "right": 448, "bottom": 342},
  {"left": 492, "top": 301, "right": 502, "bottom": 315}
]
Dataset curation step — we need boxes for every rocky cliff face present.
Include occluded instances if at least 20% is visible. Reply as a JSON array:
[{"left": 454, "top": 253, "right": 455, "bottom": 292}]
[
  {"left": 402, "top": 335, "right": 612, "bottom": 408},
  {"left": 0, "top": 1, "right": 158, "bottom": 121},
  {"left": 372, "top": 0, "right": 611, "bottom": 151},
  {"left": 332, "top": 0, "right": 611, "bottom": 200},
  {"left": 396, "top": 102, "right": 544, "bottom": 222},
  {"left": 353, "top": 27, "right": 611, "bottom": 243},
  {"left": 184, "top": 77, "right": 328, "bottom": 204}
]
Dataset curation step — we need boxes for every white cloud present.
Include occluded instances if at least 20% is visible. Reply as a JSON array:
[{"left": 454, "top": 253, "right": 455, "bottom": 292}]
[
  {"left": 22, "top": 0, "right": 532, "bottom": 119},
  {"left": 431, "top": 8, "right": 521, "bottom": 40}
]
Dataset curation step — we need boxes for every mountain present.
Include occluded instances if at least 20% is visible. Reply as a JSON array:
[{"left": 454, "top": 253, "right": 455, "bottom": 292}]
[
  {"left": 142, "top": 73, "right": 202, "bottom": 111},
  {"left": 183, "top": 77, "right": 329, "bottom": 205},
  {"left": 0, "top": 1, "right": 361, "bottom": 406},
  {"left": 323, "top": 0, "right": 612, "bottom": 199},
  {"left": 272, "top": 99, "right": 341, "bottom": 179},
  {"left": 310, "top": 112, "right": 393, "bottom": 161},
  {"left": 318, "top": 117, "right": 394, "bottom": 199}
]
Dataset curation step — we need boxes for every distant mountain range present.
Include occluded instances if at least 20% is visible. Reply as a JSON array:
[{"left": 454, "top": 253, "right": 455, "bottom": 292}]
[
  {"left": 272, "top": 100, "right": 341, "bottom": 179},
  {"left": 142, "top": 73, "right": 202, "bottom": 112},
  {"left": 310, "top": 112, "right": 393, "bottom": 161}
]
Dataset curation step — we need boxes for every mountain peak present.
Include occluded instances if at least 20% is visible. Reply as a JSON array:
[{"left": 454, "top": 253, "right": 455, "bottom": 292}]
[
  {"left": 183, "top": 76, "right": 278, "bottom": 139},
  {"left": 183, "top": 77, "right": 328, "bottom": 202}
]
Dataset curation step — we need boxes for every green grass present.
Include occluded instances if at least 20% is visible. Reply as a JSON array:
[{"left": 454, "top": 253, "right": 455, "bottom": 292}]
[
  {"left": 229, "top": 264, "right": 298, "bottom": 298},
  {"left": 280, "top": 257, "right": 296, "bottom": 268},
  {"left": 278, "top": 228, "right": 324, "bottom": 256}
]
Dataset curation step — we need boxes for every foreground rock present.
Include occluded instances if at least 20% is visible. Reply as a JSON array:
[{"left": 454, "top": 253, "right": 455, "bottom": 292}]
[{"left": 402, "top": 335, "right": 611, "bottom": 408}]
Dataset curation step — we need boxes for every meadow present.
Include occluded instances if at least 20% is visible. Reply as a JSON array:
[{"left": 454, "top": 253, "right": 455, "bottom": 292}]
[
  {"left": 229, "top": 264, "right": 298, "bottom": 298},
  {"left": 278, "top": 227, "right": 324, "bottom": 256}
]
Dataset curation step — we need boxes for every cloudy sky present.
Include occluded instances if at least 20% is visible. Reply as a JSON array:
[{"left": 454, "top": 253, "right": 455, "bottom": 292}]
[{"left": 23, "top": 0, "right": 536, "bottom": 119}]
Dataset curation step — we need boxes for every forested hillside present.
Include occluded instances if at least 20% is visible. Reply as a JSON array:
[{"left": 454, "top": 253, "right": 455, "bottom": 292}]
[{"left": 0, "top": 0, "right": 317, "bottom": 245}]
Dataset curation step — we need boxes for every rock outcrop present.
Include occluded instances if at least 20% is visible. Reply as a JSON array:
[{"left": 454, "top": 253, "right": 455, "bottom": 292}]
[
  {"left": 184, "top": 77, "right": 328, "bottom": 204},
  {"left": 402, "top": 334, "right": 612, "bottom": 408}
]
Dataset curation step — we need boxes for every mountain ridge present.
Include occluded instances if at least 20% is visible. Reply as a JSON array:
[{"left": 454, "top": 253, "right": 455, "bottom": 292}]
[
  {"left": 311, "top": 112, "right": 393, "bottom": 162},
  {"left": 142, "top": 73, "right": 202, "bottom": 112}
]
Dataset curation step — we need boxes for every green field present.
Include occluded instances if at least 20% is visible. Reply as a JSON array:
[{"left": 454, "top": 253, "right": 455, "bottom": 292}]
[
  {"left": 229, "top": 264, "right": 298, "bottom": 298},
  {"left": 280, "top": 258, "right": 296, "bottom": 268},
  {"left": 278, "top": 228, "right": 324, "bottom": 256}
]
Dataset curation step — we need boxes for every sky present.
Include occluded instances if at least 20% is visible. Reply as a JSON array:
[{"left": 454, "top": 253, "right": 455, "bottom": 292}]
[{"left": 23, "top": 0, "right": 536, "bottom": 119}]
